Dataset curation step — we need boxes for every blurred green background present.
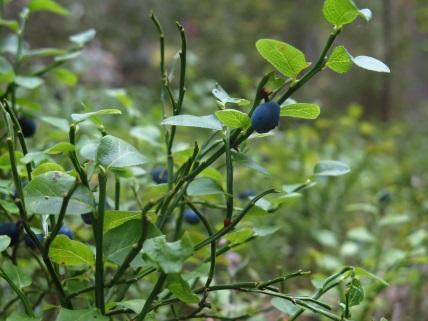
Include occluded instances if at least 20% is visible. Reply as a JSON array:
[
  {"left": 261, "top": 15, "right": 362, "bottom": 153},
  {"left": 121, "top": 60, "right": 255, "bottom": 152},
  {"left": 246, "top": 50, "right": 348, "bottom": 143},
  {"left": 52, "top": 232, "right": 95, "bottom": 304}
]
[{"left": 5, "top": 0, "right": 428, "bottom": 121}]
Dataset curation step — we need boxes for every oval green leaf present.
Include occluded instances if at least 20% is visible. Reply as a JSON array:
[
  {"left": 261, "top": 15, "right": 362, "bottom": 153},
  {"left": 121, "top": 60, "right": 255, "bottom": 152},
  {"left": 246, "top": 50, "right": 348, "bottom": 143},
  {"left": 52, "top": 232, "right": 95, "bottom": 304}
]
[
  {"left": 326, "top": 46, "right": 353, "bottom": 74},
  {"left": 161, "top": 114, "right": 223, "bottom": 131},
  {"left": 215, "top": 109, "right": 251, "bottom": 128},
  {"left": 24, "top": 171, "right": 94, "bottom": 215},
  {"left": 323, "top": 0, "right": 360, "bottom": 28},
  {"left": 281, "top": 103, "right": 320, "bottom": 119},
  {"left": 256, "top": 39, "right": 311, "bottom": 79},
  {"left": 96, "top": 135, "right": 147, "bottom": 169},
  {"left": 314, "top": 160, "right": 351, "bottom": 176},
  {"left": 49, "top": 235, "right": 95, "bottom": 267}
]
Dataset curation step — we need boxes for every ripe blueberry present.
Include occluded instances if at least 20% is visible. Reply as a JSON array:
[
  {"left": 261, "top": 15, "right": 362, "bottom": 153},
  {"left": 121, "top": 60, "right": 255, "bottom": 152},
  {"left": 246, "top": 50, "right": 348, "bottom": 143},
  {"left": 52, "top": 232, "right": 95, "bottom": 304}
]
[
  {"left": 24, "top": 233, "right": 43, "bottom": 249},
  {"left": 18, "top": 117, "right": 37, "bottom": 138},
  {"left": 238, "top": 189, "right": 256, "bottom": 200},
  {"left": 183, "top": 209, "right": 200, "bottom": 225},
  {"left": 251, "top": 101, "right": 280, "bottom": 133},
  {"left": 59, "top": 225, "right": 73, "bottom": 239},
  {"left": 0, "top": 222, "right": 20, "bottom": 246},
  {"left": 25, "top": 225, "right": 73, "bottom": 248},
  {"left": 81, "top": 212, "right": 93, "bottom": 225},
  {"left": 151, "top": 167, "right": 168, "bottom": 184}
]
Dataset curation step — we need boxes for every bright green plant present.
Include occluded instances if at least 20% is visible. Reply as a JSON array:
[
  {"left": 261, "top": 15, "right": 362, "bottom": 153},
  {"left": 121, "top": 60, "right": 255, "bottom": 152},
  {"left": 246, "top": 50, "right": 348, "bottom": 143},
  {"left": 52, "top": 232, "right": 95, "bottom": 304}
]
[{"left": 0, "top": 1, "right": 393, "bottom": 320}]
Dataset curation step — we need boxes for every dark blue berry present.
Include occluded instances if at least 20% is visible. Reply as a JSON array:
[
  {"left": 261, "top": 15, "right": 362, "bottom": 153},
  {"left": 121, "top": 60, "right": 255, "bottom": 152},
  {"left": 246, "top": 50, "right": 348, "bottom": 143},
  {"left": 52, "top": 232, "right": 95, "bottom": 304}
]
[
  {"left": 81, "top": 212, "right": 93, "bottom": 225},
  {"left": 0, "top": 223, "right": 20, "bottom": 246},
  {"left": 251, "top": 101, "right": 280, "bottom": 133},
  {"left": 59, "top": 225, "right": 73, "bottom": 239},
  {"left": 18, "top": 117, "right": 37, "bottom": 138},
  {"left": 151, "top": 168, "right": 168, "bottom": 184},
  {"left": 238, "top": 189, "right": 256, "bottom": 200},
  {"left": 25, "top": 233, "right": 43, "bottom": 249},
  {"left": 183, "top": 209, "right": 200, "bottom": 225},
  {"left": 25, "top": 225, "right": 73, "bottom": 249}
]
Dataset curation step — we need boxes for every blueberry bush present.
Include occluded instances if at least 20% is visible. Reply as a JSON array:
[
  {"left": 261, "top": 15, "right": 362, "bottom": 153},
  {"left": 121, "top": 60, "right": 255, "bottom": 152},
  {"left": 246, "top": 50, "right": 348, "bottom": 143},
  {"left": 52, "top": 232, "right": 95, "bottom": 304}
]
[{"left": 1, "top": 0, "right": 420, "bottom": 320}]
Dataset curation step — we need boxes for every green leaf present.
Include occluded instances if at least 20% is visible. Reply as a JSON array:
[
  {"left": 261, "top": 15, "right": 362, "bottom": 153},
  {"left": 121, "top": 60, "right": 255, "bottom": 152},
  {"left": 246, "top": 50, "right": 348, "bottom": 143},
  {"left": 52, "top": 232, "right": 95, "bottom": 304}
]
[
  {"left": 56, "top": 308, "right": 108, "bottom": 321},
  {"left": 130, "top": 125, "right": 161, "bottom": 145},
  {"left": 232, "top": 152, "right": 270, "bottom": 176},
  {"left": 143, "top": 235, "right": 193, "bottom": 273},
  {"left": 104, "top": 219, "right": 160, "bottom": 266},
  {"left": 106, "top": 88, "right": 133, "bottom": 108},
  {"left": 187, "top": 177, "right": 224, "bottom": 196},
  {"left": 256, "top": 39, "right": 311, "bottom": 79},
  {"left": 20, "top": 152, "right": 49, "bottom": 165},
  {"left": 253, "top": 226, "right": 280, "bottom": 237},
  {"left": 161, "top": 114, "right": 222, "bottom": 131},
  {"left": 212, "top": 84, "right": 249, "bottom": 106},
  {"left": 14, "top": 76, "right": 44, "bottom": 89},
  {"left": 346, "top": 278, "right": 364, "bottom": 307},
  {"left": 280, "top": 103, "right": 320, "bottom": 119},
  {"left": 40, "top": 116, "right": 70, "bottom": 132},
  {"left": 24, "top": 171, "right": 94, "bottom": 215},
  {"left": 0, "top": 235, "right": 10, "bottom": 252},
  {"left": 166, "top": 273, "right": 199, "bottom": 304},
  {"left": 215, "top": 109, "right": 251, "bottom": 128},
  {"left": 96, "top": 135, "right": 147, "bottom": 169},
  {"left": 54, "top": 50, "right": 81, "bottom": 62},
  {"left": 225, "top": 228, "right": 254, "bottom": 244},
  {"left": 104, "top": 210, "right": 140, "bottom": 232},
  {"left": 71, "top": 108, "right": 121, "bottom": 123},
  {"left": 29, "top": 0, "right": 69, "bottom": 16},
  {"left": 69, "top": 29, "right": 96, "bottom": 45},
  {"left": 52, "top": 68, "right": 78, "bottom": 86},
  {"left": 351, "top": 55, "right": 390, "bottom": 73},
  {"left": 22, "top": 48, "right": 66, "bottom": 59},
  {"left": 0, "top": 151, "right": 23, "bottom": 169},
  {"left": 314, "top": 160, "right": 350, "bottom": 176},
  {"left": 0, "top": 18, "right": 19, "bottom": 32},
  {"left": 79, "top": 141, "right": 99, "bottom": 161},
  {"left": 112, "top": 299, "right": 145, "bottom": 314},
  {"left": 2, "top": 261, "right": 32, "bottom": 288},
  {"left": 326, "top": 46, "right": 353, "bottom": 74},
  {"left": 49, "top": 235, "right": 95, "bottom": 267},
  {"left": 45, "top": 142, "right": 75, "bottom": 154},
  {"left": 322, "top": 0, "right": 360, "bottom": 28},
  {"left": 0, "top": 57, "right": 15, "bottom": 83},
  {"left": 6, "top": 314, "right": 41, "bottom": 321},
  {"left": 32, "top": 162, "right": 65, "bottom": 176},
  {"left": 354, "top": 267, "right": 389, "bottom": 286},
  {"left": 271, "top": 297, "right": 298, "bottom": 315}
]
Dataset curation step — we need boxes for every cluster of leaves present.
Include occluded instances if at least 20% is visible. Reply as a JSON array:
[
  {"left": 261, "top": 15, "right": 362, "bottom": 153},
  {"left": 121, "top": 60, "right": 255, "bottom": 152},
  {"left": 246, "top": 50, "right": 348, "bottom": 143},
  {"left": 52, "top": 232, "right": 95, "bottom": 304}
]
[{"left": 0, "top": 1, "right": 393, "bottom": 321}]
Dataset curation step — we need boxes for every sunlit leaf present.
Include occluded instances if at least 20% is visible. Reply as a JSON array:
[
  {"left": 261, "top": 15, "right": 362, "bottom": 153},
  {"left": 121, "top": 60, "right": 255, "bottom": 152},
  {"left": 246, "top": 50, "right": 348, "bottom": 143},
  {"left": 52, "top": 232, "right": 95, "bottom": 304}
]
[
  {"left": 161, "top": 115, "right": 223, "bottom": 131},
  {"left": 96, "top": 135, "right": 147, "bottom": 169},
  {"left": 49, "top": 235, "right": 95, "bottom": 267},
  {"left": 280, "top": 103, "right": 320, "bottom": 119},
  {"left": 256, "top": 39, "right": 310, "bottom": 79}
]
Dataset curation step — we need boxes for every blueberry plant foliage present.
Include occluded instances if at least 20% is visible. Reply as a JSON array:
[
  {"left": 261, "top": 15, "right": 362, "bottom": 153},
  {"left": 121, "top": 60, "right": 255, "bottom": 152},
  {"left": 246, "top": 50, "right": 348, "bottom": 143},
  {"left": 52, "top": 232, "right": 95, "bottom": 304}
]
[{"left": 0, "top": 0, "right": 390, "bottom": 320}]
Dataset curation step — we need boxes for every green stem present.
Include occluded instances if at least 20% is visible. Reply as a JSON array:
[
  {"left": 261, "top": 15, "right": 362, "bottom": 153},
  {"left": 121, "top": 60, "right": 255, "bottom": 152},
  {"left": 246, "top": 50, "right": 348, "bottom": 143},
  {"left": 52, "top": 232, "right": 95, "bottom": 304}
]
[
  {"left": 194, "top": 188, "right": 278, "bottom": 250},
  {"left": 95, "top": 170, "right": 107, "bottom": 314},
  {"left": 224, "top": 129, "right": 234, "bottom": 223},
  {"left": 114, "top": 176, "right": 120, "bottom": 210},
  {"left": 69, "top": 124, "right": 88, "bottom": 186},
  {"left": 135, "top": 273, "right": 167, "bottom": 321},
  {"left": 186, "top": 202, "right": 215, "bottom": 288},
  {"left": 108, "top": 202, "right": 154, "bottom": 286},
  {"left": 44, "top": 182, "right": 79, "bottom": 254},
  {"left": 277, "top": 29, "right": 341, "bottom": 105}
]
